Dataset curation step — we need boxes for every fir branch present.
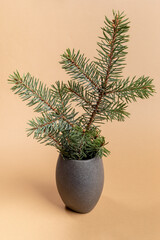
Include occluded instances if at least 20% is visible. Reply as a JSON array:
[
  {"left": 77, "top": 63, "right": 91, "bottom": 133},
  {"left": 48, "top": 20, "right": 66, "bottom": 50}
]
[
  {"left": 105, "top": 76, "right": 155, "bottom": 102},
  {"left": 48, "top": 133, "right": 62, "bottom": 147},
  {"left": 101, "top": 101, "right": 130, "bottom": 121},
  {"left": 95, "top": 11, "right": 130, "bottom": 81},
  {"left": 50, "top": 81, "right": 79, "bottom": 124},
  {"left": 51, "top": 81, "right": 67, "bottom": 111},
  {"left": 60, "top": 48, "right": 101, "bottom": 92},
  {"left": 86, "top": 11, "right": 130, "bottom": 129},
  {"left": 27, "top": 114, "right": 61, "bottom": 137},
  {"left": 27, "top": 114, "right": 65, "bottom": 147},
  {"left": 8, "top": 71, "right": 75, "bottom": 128},
  {"left": 67, "top": 81, "right": 95, "bottom": 110}
]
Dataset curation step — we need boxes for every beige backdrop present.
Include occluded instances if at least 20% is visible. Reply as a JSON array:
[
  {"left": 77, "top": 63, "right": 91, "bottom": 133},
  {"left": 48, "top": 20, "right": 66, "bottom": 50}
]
[{"left": 0, "top": 0, "right": 160, "bottom": 239}]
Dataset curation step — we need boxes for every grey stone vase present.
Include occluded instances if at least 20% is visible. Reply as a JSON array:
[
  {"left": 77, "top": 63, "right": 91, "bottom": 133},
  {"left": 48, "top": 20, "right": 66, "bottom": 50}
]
[{"left": 56, "top": 154, "right": 104, "bottom": 213}]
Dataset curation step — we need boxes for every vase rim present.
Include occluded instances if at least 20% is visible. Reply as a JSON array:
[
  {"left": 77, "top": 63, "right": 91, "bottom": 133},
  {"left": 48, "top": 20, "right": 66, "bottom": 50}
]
[{"left": 59, "top": 153, "right": 101, "bottom": 162}]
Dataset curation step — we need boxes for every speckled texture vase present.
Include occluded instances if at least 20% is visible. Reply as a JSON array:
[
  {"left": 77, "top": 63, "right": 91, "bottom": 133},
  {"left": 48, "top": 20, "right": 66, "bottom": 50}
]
[{"left": 56, "top": 154, "right": 104, "bottom": 213}]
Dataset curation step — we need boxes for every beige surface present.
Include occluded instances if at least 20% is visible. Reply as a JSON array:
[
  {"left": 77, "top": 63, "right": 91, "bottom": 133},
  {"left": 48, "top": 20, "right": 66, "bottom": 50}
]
[{"left": 0, "top": 0, "right": 160, "bottom": 239}]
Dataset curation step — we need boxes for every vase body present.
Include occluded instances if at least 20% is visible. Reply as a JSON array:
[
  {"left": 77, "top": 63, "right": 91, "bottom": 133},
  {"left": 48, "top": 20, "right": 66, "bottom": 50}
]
[{"left": 56, "top": 154, "right": 104, "bottom": 213}]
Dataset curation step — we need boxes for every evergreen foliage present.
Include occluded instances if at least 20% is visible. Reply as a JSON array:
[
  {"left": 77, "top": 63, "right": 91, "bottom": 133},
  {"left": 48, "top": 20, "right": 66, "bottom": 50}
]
[{"left": 8, "top": 11, "right": 155, "bottom": 160}]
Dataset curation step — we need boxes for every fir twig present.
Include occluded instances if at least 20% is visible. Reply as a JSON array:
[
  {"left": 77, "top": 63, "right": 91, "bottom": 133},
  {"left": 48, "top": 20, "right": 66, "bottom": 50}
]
[
  {"left": 8, "top": 71, "right": 75, "bottom": 128},
  {"left": 60, "top": 48, "right": 101, "bottom": 91},
  {"left": 105, "top": 76, "right": 155, "bottom": 102},
  {"left": 86, "top": 11, "right": 130, "bottom": 129}
]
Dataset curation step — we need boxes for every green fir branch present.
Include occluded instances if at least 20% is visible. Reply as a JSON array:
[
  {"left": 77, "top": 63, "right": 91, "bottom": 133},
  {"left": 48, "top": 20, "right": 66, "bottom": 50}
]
[
  {"left": 60, "top": 48, "right": 101, "bottom": 92},
  {"left": 86, "top": 12, "right": 130, "bottom": 129},
  {"left": 101, "top": 101, "right": 130, "bottom": 121},
  {"left": 67, "top": 81, "right": 95, "bottom": 110},
  {"left": 105, "top": 76, "right": 155, "bottom": 102},
  {"left": 27, "top": 114, "right": 61, "bottom": 138},
  {"left": 27, "top": 114, "right": 69, "bottom": 148},
  {"left": 95, "top": 11, "right": 130, "bottom": 81},
  {"left": 8, "top": 71, "right": 75, "bottom": 128}
]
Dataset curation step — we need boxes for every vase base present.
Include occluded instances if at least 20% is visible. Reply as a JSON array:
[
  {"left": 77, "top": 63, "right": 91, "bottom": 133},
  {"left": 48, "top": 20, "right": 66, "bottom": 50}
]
[{"left": 65, "top": 206, "right": 91, "bottom": 214}]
